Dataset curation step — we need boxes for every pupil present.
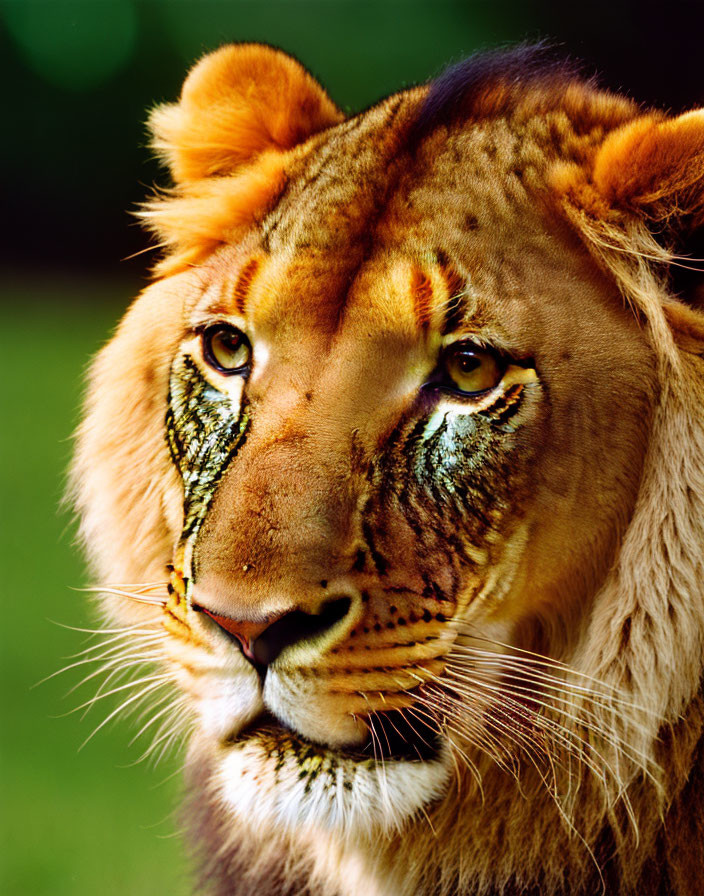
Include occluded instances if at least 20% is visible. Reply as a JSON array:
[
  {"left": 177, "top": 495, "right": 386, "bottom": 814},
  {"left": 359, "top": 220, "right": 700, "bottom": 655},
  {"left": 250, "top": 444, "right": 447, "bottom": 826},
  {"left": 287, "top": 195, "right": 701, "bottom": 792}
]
[
  {"left": 218, "top": 331, "right": 238, "bottom": 351},
  {"left": 457, "top": 353, "right": 481, "bottom": 373}
]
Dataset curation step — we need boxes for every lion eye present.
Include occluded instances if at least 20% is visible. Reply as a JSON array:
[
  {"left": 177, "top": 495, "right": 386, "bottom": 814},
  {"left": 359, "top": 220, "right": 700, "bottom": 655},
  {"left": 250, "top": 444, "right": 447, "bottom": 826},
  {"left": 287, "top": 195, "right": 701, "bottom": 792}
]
[
  {"left": 201, "top": 324, "right": 251, "bottom": 375},
  {"left": 441, "top": 343, "right": 504, "bottom": 396}
]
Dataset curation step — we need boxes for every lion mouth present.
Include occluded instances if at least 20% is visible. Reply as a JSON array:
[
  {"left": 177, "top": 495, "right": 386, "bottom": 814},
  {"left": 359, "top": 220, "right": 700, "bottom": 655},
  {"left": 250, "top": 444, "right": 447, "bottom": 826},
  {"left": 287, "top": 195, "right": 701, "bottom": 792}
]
[{"left": 234, "top": 708, "right": 442, "bottom": 763}]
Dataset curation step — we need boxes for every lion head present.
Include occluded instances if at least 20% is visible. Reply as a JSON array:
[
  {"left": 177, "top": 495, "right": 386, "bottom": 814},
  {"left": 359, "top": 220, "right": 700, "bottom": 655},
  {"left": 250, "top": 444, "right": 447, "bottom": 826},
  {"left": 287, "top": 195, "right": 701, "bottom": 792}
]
[{"left": 72, "top": 44, "right": 704, "bottom": 895}]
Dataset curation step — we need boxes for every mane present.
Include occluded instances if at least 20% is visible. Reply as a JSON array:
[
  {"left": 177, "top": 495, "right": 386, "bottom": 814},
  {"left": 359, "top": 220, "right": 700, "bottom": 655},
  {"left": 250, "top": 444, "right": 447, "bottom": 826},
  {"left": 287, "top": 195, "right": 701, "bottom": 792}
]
[
  {"left": 408, "top": 42, "right": 636, "bottom": 150},
  {"left": 410, "top": 43, "right": 575, "bottom": 141}
]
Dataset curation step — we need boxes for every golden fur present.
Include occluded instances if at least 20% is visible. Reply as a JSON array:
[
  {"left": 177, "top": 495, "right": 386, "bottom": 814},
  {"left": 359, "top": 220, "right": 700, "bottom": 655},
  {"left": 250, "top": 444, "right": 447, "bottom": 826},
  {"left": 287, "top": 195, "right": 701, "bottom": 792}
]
[{"left": 73, "top": 44, "right": 704, "bottom": 894}]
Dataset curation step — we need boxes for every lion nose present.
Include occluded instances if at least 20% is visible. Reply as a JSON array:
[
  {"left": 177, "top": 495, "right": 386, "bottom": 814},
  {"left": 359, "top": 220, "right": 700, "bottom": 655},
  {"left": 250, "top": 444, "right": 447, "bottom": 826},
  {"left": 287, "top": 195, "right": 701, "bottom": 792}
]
[{"left": 196, "top": 596, "right": 352, "bottom": 666}]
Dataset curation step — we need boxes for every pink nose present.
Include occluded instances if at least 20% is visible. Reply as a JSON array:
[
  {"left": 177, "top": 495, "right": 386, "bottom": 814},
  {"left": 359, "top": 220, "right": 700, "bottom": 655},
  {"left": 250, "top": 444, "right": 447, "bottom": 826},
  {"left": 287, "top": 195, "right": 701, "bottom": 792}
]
[
  {"left": 195, "top": 596, "right": 352, "bottom": 666},
  {"left": 197, "top": 608, "right": 276, "bottom": 662}
]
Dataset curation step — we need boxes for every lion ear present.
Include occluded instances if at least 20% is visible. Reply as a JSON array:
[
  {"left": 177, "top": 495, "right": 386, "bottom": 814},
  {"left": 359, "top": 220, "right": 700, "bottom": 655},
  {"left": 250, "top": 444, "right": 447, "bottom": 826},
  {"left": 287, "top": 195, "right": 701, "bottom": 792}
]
[
  {"left": 592, "top": 109, "right": 704, "bottom": 231},
  {"left": 142, "top": 45, "right": 343, "bottom": 275},
  {"left": 149, "top": 43, "right": 344, "bottom": 184},
  {"left": 590, "top": 110, "right": 704, "bottom": 350}
]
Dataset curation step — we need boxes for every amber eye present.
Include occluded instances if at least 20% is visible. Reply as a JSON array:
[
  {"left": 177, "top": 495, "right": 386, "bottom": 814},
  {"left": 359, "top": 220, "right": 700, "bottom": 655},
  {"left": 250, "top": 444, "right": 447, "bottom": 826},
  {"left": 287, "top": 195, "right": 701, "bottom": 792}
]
[
  {"left": 201, "top": 324, "right": 251, "bottom": 375},
  {"left": 440, "top": 343, "right": 505, "bottom": 396}
]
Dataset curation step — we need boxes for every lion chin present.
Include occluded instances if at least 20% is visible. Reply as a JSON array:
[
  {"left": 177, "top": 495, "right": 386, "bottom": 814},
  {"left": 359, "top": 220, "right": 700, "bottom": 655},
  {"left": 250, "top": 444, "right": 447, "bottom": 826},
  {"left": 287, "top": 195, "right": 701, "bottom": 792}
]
[
  {"left": 73, "top": 42, "right": 704, "bottom": 896},
  {"left": 216, "top": 726, "right": 450, "bottom": 838},
  {"left": 180, "top": 639, "right": 452, "bottom": 838}
]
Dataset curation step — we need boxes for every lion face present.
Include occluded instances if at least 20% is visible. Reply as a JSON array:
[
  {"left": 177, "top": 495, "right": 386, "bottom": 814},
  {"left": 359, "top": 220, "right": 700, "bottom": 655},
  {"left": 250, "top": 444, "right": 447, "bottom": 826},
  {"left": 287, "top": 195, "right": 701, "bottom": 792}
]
[
  {"left": 160, "top": 201, "right": 654, "bottom": 829},
  {"left": 74, "top": 43, "right": 704, "bottom": 893}
]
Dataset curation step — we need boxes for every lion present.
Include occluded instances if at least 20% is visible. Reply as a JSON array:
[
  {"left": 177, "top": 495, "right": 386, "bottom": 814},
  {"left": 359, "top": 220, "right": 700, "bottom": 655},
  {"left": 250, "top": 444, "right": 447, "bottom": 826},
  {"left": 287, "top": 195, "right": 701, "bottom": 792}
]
[{"left": 72, "top": 43, "right": 704, "bottom": 895}]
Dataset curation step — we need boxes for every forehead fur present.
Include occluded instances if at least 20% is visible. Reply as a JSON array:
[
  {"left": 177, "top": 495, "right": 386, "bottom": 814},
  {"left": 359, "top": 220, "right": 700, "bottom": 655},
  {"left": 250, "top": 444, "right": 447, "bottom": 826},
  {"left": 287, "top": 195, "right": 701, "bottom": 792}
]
[
  {"left": 142, "top": 45, "right": 643, "bottom": 278},
  {"left": 409, "top": 44, "right": 635, "bottom": 147}
]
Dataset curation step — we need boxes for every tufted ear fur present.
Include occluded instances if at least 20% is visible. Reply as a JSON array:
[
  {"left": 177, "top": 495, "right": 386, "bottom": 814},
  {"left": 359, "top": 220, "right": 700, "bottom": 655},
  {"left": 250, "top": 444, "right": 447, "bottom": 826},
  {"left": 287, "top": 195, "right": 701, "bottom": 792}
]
[
  {"left": 150, "top": 43, "right": 343, "bottom": 183},
  {"left": 142, "top": 44, "right": 343, "bottom": 275},
  {"left": 559, "top": 109, "right": 704, "bottom": 352},
  {"left": 592, "top": 110, "right": 704, "bottom": 231}
]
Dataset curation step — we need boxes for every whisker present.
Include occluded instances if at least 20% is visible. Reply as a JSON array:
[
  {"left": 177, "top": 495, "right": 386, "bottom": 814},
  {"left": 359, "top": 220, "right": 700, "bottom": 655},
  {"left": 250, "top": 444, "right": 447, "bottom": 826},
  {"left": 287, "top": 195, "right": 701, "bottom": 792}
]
[
  {"left": 429, "top": 683, "right": 569, "bottom": 798},
  {"left": 47, "top": 619, "right": 150, "bottom": 636},
  {"left": 68, "top": 647, "right": 165, "bottom": 702},
  {"left": 440, "top": 656, "right": 660, "bottom": 783},
  {"left": 106, "top": 581, "right": 168, "bottom": 589},
  {"left": 35, "top": 634, "right": 164, "bottom": 688},
  {"left": 444, "top": 727, "right": 485, "bottom": 799},
  {"left": 76, "top": 581, "right": 168, "bottom": 594},
  {"left": 461, "top": 674, "right": 657, "bottom": 763},
  {"left": 419, "top": 687, "right": 526, "bottom": 780},
  {"left": 66, "top": 628, "right": 164, "bottom": 659},
  {"left": 415, "top": 640, "right": 658, "bottom": 829},
  {"left": 416, "top": 668, "right": 527, "bottom": 775},
  {"left": 131, "top": 699, "right": 192, "bottom": 766},
  {"left": 450, "top": 639, "right": 653, "bottom": 709},
  {"left": 77, "top": 656, "right": 168, "bottom": 718},
  {"left": 79, "top": 679, "right": 172, "bottom": 751},
  {"left": 450, "top": 676, "right": 610, "bottom": 777},
  {"left": 65, "top": 673, "right": 171, "bottom": 716},
  {"left": 449, "top": 648, "right": 659, "bottom": 716},
  {"left": 129, "top": 697, "right": 183, "bottom": 747},
  {"left": 75, "top": 586, "right": 168, "bottom": 606},
  {"left": 473, "top": 681, "right": 631, "bottom": 794},
  {"left": 121, "top": 243, "right": 161, "bottom": 262},
  {"left": 412, "top": 692, "right": 487, "bottom": 793},
  {"left": 359, "top": 692, "right": 392, "bottom": 819},
  {"left": 147, "top": 707, "right": 194, "bottom": 767}
]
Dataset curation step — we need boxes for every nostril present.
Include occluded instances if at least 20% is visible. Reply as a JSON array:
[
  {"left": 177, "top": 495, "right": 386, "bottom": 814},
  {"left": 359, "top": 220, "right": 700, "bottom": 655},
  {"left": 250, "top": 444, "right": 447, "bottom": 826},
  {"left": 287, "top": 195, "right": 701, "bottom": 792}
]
[
  {"left": 194, "top": 596, "right": 354, "bottom": 667},
  {"left": 252, "top": 596, "right": 351, "bottom": 666}
]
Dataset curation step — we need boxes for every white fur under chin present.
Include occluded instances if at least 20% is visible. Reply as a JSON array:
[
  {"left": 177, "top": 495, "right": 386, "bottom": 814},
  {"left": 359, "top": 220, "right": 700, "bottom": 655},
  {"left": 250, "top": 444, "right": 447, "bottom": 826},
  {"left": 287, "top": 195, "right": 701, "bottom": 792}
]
[{"left": 215, "top": 734, "right": 451, "bottom": 839}]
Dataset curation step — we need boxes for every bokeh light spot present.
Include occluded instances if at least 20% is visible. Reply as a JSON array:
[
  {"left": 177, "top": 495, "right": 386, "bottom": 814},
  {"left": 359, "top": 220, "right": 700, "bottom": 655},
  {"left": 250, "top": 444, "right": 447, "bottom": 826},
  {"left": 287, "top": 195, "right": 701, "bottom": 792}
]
[{"left": 3, "top": 0, "right": 137, "bottom": 91}]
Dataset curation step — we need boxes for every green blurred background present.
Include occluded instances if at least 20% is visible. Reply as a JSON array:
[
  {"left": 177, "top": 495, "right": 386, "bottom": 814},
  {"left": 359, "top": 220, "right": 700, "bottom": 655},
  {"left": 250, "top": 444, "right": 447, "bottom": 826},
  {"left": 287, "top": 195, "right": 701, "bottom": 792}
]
[{"left": 1, "top": 1, "right": 702, "bottom": 893}]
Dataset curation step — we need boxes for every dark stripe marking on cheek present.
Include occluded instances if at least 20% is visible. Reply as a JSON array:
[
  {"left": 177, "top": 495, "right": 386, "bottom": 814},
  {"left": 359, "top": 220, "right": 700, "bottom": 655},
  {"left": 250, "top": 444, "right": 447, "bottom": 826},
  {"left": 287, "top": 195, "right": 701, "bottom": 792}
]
[{"left": 166, "top": 354, "right": 249, "bottom": 587}]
